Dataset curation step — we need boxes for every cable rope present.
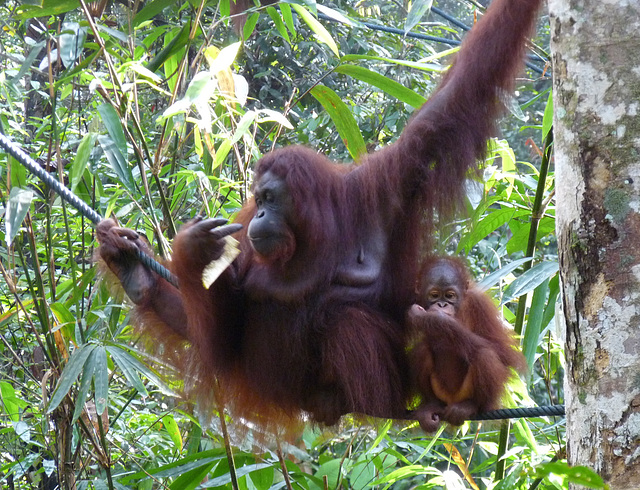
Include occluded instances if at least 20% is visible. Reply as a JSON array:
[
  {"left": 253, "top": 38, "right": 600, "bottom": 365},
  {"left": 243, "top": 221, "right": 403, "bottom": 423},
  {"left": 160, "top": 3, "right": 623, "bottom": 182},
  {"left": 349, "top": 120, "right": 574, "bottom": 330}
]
[{"left": 0, "top": 132, "right": 179, "bottom": 288}]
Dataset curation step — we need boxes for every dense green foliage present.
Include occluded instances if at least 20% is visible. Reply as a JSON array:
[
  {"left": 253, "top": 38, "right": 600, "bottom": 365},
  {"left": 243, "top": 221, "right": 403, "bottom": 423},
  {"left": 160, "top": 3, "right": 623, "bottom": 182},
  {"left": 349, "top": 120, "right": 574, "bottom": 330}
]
[{"left": 0, "top": 1, "right": 602, "bottom": 489}]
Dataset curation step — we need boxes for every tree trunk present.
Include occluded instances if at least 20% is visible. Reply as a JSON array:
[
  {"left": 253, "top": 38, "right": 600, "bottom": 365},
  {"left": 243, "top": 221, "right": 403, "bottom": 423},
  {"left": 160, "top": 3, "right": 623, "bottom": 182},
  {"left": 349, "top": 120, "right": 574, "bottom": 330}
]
[{"left": 551, "top": 0, "right": 640, "bottom": 487}]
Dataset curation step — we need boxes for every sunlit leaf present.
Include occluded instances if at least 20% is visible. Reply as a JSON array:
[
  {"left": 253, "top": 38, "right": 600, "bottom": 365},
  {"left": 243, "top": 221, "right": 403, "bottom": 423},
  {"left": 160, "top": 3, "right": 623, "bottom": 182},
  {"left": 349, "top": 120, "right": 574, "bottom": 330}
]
[
  {"left": 280, "top": 3, "right": 295, "bottom": 34},
  {"left": 0, "top": 381, "right": 27, "bottom": 423},
  {"left": 543, "top": 91, "right": 554, "bottom": 140},
  {"left": 291, "top": 3, "right": 339, "bottom": 56},
  {"left": 163, "top": 414, "right": 182, "bottom": 450},
  {"left": 204, "top": 42, "right": 241, "bottom": 75},
  {"left": 535, "top": 462, "right": 607, "bottom": 489},
  {"left": 257, "top": 109, "right": 293, "bottom": 129},
  {"left": 404, "top": 0, "right": 433, "bottom": 34},
  {"left": 443, "top": 443, "right": 479, "bottom": 490},
  {"left": 342, "top": 53, "right": 444, "bottom": 72}
]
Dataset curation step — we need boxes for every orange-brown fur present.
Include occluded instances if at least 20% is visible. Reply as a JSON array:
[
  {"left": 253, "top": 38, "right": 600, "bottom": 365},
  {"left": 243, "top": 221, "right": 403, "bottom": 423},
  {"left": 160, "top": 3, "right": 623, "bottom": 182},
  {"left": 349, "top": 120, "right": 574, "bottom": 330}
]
[
  {"left": 97, "top": 0, "right": 542, "bottom": 434},
  {"left": 409, "top": 257, "right": 527, "bottom": 432}
]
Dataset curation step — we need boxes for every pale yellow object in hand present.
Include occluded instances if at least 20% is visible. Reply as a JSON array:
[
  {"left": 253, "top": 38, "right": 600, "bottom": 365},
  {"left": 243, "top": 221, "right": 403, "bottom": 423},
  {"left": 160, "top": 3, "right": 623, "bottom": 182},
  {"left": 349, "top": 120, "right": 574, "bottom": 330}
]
[{"left": 202, "top": 236, "right": 240, "bottom": 289}]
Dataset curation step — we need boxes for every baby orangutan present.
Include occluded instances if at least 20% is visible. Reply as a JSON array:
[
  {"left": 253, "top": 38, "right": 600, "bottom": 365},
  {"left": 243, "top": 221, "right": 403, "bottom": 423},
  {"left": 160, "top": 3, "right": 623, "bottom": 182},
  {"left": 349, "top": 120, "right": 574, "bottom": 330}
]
[{"left": 408, "top": 257, "right": 526, "bottom": 432}]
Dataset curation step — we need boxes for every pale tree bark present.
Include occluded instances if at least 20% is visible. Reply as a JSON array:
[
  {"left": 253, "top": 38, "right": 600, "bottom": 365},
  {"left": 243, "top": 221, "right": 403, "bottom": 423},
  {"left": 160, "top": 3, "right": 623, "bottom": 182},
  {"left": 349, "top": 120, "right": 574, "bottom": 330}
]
[{"left": 550, "top": 0, "right": 640, "bottom": 488}]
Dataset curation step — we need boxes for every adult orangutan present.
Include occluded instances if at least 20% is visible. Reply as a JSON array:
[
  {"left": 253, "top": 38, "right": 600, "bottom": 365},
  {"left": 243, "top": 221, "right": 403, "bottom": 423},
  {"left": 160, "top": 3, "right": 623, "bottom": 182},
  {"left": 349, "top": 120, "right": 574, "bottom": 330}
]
[
  {"left": 97, "top": 0, "right": 542, "bottom": 432},
  {"left": 408, "top": 257, "right": 526, "bottom": 432}
]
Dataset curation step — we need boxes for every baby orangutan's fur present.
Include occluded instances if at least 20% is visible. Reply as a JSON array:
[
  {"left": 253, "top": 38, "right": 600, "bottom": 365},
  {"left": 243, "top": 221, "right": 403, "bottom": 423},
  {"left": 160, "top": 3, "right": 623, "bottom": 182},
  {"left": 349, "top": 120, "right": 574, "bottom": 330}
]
[{"left": 408, "top": 257, "right": 526, "bottom": 432}]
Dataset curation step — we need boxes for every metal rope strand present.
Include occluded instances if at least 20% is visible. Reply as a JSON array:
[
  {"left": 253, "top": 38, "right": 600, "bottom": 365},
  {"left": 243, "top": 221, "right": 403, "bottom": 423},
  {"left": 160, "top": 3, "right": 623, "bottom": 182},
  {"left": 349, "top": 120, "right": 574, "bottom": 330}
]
[
  {"left": 316, "top": 10, "right": 547, "bottom": 75},
  {"left": 470, "top": 404, "right": 565, "bottom": 421},
  {"left": 0, "top": 132, "right": 179, "bottom": 288},
  {"left": 403, "top": 404, "right": 565, "bottom": 423}
]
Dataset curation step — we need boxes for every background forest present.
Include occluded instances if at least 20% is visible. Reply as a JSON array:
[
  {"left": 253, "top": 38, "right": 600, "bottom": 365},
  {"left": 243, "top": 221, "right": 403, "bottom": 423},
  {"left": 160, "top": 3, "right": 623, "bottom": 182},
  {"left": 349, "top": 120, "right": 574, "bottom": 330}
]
[{"left": 0, "top": 0, "right": 596, "bottom": 488}]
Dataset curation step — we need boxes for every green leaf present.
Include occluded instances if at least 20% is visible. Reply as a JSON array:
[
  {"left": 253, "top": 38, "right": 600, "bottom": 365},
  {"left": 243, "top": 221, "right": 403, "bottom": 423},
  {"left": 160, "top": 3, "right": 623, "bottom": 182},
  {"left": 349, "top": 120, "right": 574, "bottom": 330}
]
[
  {"left": 70, "top": 133, "right": 97, "bottom": 192},
  {"left": 231, "top": 111, "right": 257, "bottom": 145},
  {"left": 291, "top": 3, "right": 339, "bottom": 56},
  {"left": 10, "top": 156, "right": 28, "bottom": 189},
  {"left": 457, "top": 208, "right": 529, "bottom": 255},
  {"left": 506, "top": 216, "right": 556, "bottom": 255},
  {"left": 72, "top": 348, "right": 97, "bottom": 423},
  {"left": 215, "top": 139, "right": 233, "bottom": 169},
  {"left": 372, "top": 465, "right": 438, "bottom": 485},
  {"left": 59, "top": 21, "right": 87, "bottom": 68},
  {"left": 243, "top": 12, "right": 260, "bottom": 40},
  {"left": 502, "top": 262, "right": 559, "bottom": 304},
  {"left": 267, "top": 6, "right": 290, "bottom": 43},
  {"left": 350, "top": 454, "right": 377, "bottom": 490},
  {"left": 97, "top": 104, "right": 127, "bottom": 156},
  {"left": 10, "top": 41, "right": 44, "bottom": 83},
  {"left": 335, "top": 65, "right": 426, "bottom": 108},
  {"left": 93, "top": 346, "right": 109, "bottom": 416},
  {"left": 342, "top": 53, "right": 444, "bottom": 72},
  {"left": 146, "top": 23, "right": 190, "bottom": 74},
  {"left": 535, "top": 462, "right": 607, "bottom": 489},
  {"left": 169, "top": 461, "right": 217, "bottom": 490},
  {"left": 107, "top": 346, "right": 148, "bottom": 396},
  {"left": 17, "top": 0, "right": 79, "bottom": 19},
  {"left": 542, "top": 274, "right": 560, "bottom": 332},
  {"left": 133, "top": 0, "right": 176, "bottom": 27},
  {"left": 199, "top": 462, "right": 273, "bottom": 488},
  {"left": 404, "top": 0, "right": 433, "bottom": 34},
  {"left": 310, "top": 84, "right": 367, "bottom": 160},
  {"left": 98, "top": 135, "right": 135, "bottom": 193},
  {"left": 48, "top": 344, "right": 98, "bottom": 413},
  {"left": 315, "top": 459, "right": 345, "bottom": 490},
  {"left": 249, "top": 465, "right": 275, "bottom": 490},
  {"left": 523, "top": 279, "right": 548, "bottom": 370},
  {"left": 105, "top": 344, "right": 170, "bottom": 394},
  {"left": 5, "top": 187, "right": 33, "bottom": 247},
  {"left": 119, "top": 449, "right": 225, "bottom": 483},
  {"left": 476, "top": 256, "right": 533, "bottom": 291},
  {"left": 0, "top": 381, "right": 27, "bottom": 423},
  {"left": 542, "top": 90, "right": 554, "bottom": 141},
  {"left": 279, "top": 3, "right": 295, "bottom": 35},
  {"left": 163, "top": 414, "right": 183, "bottom": 450}
]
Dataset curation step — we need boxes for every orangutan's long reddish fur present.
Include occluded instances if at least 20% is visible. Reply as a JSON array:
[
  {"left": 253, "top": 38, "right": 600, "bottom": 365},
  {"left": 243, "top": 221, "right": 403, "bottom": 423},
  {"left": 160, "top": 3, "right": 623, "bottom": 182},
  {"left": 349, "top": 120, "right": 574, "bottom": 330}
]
[{"left": 97, "top": 0, "right": 542, "bottom": 432}]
